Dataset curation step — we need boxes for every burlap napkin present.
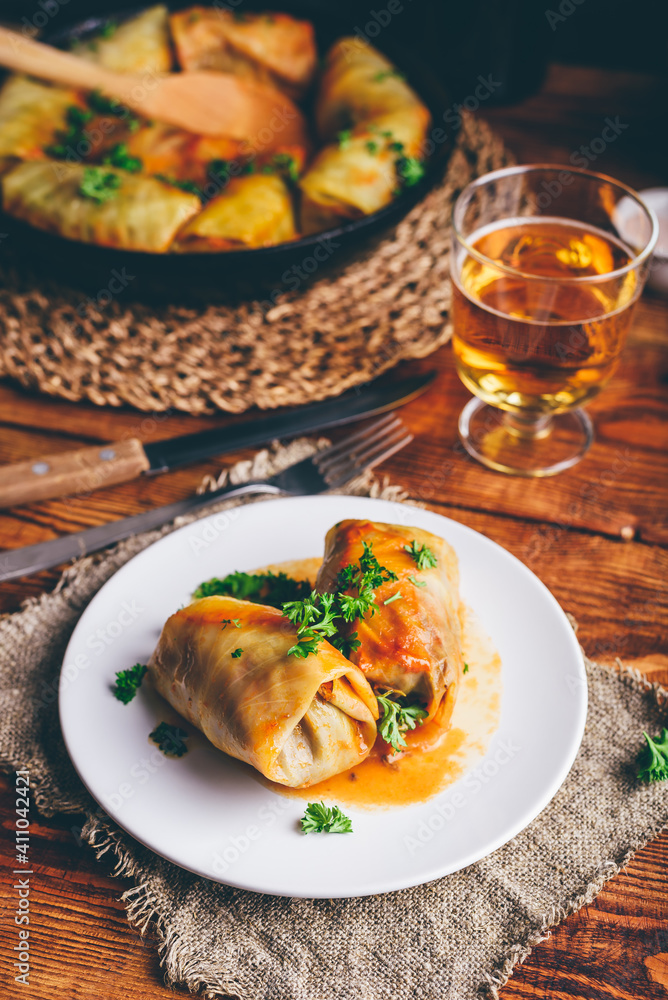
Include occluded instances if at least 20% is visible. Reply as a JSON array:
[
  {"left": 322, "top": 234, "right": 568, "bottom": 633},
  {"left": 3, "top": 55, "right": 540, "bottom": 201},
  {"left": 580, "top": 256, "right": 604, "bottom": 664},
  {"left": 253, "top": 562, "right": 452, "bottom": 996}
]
[{"left": 1, "top": 440, "right": 666, "bottom": 1000}]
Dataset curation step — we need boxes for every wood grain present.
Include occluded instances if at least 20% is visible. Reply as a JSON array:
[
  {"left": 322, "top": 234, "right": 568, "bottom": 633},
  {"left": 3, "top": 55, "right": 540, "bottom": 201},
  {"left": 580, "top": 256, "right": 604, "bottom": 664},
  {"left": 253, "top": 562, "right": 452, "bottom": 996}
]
[{"left": 0, "top": 61, "right": 667, "bottom": 1000}]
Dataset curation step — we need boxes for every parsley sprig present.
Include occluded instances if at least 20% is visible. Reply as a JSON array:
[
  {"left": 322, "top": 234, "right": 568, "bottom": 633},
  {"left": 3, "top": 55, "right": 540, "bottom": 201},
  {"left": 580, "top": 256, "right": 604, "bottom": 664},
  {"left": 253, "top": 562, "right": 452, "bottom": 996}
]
[
  {"left": 301, "top": 802, "right": 353, "bottom": 834},
  {"left": 194, "top": 570, "right": 310, "bottom": 607},
  {"left": 404, "top": 540, "right": 438, "bottom": 570},
  {"left": 103, "top": 142, "right": 142, "bottom": 173},
  {"left": 79, "top": 166, "right": 121, "bottom": 203},
  {"left": 113, "top": 663, "right": 147, "bottom": 704},
  {"left": 637, "top": 729, "right": 668, "bottom": 783},
  {"left": 376, "top": 690, "right": 428, "bottom": 752},
  {"left": 149, "top": 722, "right": 189, "bottom": 757},
  {"left": 283, "top": 542, "right": 397, "bottom": 659}
]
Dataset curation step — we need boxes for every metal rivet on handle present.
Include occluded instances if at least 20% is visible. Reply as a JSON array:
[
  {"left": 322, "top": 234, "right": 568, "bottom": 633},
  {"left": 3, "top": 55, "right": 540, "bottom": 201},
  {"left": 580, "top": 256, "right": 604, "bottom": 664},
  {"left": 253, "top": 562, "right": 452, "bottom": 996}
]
[
  {"left": 99, "top": 449, "right": 116, "bottom": 461},
  {"left": 32, "top": 461, "right": 50, "bottom": 475}
]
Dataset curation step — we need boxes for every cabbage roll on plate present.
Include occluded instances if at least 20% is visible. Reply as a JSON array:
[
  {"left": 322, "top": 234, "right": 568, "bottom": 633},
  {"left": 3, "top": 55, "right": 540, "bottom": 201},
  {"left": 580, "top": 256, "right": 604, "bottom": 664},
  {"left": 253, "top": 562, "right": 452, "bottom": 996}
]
[
  {"left": 148, "top": 596, "right": 379, "bottom": 787},
  {"left": 316, "top": 520, "right": 464, "bottom": 729}
]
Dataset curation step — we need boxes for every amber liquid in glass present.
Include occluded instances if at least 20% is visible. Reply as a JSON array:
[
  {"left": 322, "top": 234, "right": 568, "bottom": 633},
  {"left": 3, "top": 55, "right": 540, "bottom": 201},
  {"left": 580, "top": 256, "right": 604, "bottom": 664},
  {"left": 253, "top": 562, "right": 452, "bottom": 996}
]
[{"left": 452, "top": 218, "right": 638, "bottom": 413}]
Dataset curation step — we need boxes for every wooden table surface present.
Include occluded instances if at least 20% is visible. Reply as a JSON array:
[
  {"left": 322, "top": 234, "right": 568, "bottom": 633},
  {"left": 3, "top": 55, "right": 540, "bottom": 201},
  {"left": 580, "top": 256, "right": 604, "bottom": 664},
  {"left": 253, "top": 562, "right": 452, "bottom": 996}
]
[{"left": 1, "top": 63, "right": 667, "bottom": 1000}]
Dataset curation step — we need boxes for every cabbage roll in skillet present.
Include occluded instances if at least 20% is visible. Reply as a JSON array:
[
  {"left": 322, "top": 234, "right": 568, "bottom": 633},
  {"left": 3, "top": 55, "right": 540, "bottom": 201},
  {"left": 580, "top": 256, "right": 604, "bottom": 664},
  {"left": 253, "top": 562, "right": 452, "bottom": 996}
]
[
  {"left": 0, "top": 76, "right": 80, "bottom": 168},
  {"left": 2, "top": 161, "right": 200, "bottom": 253},
  {"left": 148, "top": 596, "right": 379, "bottom": 787},
  {"left": 299, "top": 38, "right": 431, "bottom": 234},
  {"left": 76, "top": 5, "right": 173, "bottom": 74},
  {"left": 170, "top": 7, "right": 317, "bottom": 99},
  {"left": 316, "top": 520, "right": 464, "bottom": 728},
  {"left": 174, "top": 173, "right": 296, "bottom": 251},
  {"left": 315, "top": 37, "right": 428, "bottom": 140}
]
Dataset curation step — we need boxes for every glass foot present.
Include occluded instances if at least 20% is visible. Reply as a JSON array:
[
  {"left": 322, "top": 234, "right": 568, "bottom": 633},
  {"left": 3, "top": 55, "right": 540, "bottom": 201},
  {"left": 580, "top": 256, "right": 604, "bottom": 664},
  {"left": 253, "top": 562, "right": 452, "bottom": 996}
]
[{"left": 458, "top": 398, "right": 594, "bottom": 477}]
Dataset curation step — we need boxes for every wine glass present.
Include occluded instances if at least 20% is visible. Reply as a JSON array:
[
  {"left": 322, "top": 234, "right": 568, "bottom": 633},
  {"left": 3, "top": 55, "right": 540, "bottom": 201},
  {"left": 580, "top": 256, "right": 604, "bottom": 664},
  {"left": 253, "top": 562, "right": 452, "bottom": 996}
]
[{"left": 450, "top": 165, "right": 658, "bottom": 476}]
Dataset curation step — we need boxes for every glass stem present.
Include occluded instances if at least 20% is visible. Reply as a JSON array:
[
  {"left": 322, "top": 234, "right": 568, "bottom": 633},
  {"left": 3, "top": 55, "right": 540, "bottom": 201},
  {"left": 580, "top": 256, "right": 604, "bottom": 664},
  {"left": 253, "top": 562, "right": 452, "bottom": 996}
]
[{"left": 502, "top": 411, "right": 553, "bottom": 440}]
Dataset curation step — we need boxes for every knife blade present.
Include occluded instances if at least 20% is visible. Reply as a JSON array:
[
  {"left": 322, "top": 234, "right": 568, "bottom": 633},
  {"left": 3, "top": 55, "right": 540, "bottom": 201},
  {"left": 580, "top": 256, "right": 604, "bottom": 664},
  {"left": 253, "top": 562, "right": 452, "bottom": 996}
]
[{"left": 0, "top": 371, "right": 435, "bottom": 509}]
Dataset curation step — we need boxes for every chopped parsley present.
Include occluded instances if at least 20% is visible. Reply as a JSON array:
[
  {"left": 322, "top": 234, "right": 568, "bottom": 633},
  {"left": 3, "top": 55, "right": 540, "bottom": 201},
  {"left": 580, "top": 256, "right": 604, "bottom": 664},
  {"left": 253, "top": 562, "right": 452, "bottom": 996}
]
[
  {"left": 282, "top": 542, "right": 397, "bottom": 659},
  {"left": 337, "top": 129, "right": 352, "bottom": 149},
  {"left": 376, "top": 691, "right": 428, "bottom": 752},
  {"left": 113, "top": 663, "right": 147, "bottom": 704},
  {"left": 637, "top": 729, "right": 668, "bottom": 783},
  {"left": 231, "top": 648, "right": 244, "bottom": 658},
  {"left": 301, "top": 802, "right": 353, "bottom": 834},
  {"left": 383, "top": 591, "right": 403, "bottom": 605},
  {"left": 373, "top": 69, "right": 404, "bottom": 82},
  {"left": 44, "top": 104, "right": 93, "bottom": 157},
  {"left": 194, "top": 570, "right": 310, "bottom": 607},
  {"left": 220, "top": 618, "right": 242, "bottom": 630},
  {"left": 149, "top": 722, "right": 189, "bottom": 757},
  {"left": 99, "top": 19, "right": 118, "bottom": 39},
  {"left": 395, "top": 155, "right": 426, "bottom": 189},
  {"left": 154, "top": 174, "right": 202, "bottom": 197},
  {"left": 209, "top": 158, "right": 231, "bottom": 185},
  {"left": 103, "top": 142, "right": 142, "bottom": 173},
  {"left": 262, "top": 152, "right": 300, "bottom": 183},
  {"left": 408, "top": 574, "right": 427, "bottom": 588},
  {"left": 404, "top": 540, "right": 438, "bottom": 570},
  {"left": 463, "top": 662, "right": 469, "bottom": 675},
  {"left": 79, "top": 167, "right": 121, "bottom": 203},
  {"left": 87, "top": 90, "right": 141, "bottom": 131},
  {"left": 365, "top": 140, "right": 379, "bottom": 154}
]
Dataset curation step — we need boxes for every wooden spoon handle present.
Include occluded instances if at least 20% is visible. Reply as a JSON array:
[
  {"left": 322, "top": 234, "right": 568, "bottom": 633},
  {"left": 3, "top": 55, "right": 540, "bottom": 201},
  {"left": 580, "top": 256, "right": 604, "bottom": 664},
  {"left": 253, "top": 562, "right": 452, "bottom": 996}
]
[
  {"left": 0, "top": 25, "right": 130, "bottom": 98},
  {"left": 0, "top": 438, "right": 151, "bottom": 509}
]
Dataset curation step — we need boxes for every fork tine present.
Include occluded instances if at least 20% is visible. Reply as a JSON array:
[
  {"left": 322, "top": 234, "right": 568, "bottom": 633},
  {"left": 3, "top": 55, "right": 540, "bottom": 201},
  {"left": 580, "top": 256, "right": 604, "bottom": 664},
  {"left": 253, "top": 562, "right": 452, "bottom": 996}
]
[
  {"left": 324, "top": 428, "right": 413, "bottom": 486},
  {"left": 313, "top": 413, "right": 399, "bottom": 464},
  {"left": 322, "top": 422, "right": 409, "bottom": 479},
  {"left": 316, "top": 415, "right": 403, "bottom": 472}
]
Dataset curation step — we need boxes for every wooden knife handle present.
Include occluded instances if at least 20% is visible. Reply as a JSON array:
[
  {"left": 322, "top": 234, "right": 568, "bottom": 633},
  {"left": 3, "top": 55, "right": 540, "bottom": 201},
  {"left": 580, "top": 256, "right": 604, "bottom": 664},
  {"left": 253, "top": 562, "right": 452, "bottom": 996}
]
[{"left": 0, "top": 438, "right": 151, "bottom": 509}]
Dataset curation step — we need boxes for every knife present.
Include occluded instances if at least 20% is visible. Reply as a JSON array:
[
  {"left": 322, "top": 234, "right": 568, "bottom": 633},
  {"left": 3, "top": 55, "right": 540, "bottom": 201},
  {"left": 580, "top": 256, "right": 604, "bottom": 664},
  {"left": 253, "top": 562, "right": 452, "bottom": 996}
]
[{"left": 0, "top": 372, "right": 434, "bottom": 509}]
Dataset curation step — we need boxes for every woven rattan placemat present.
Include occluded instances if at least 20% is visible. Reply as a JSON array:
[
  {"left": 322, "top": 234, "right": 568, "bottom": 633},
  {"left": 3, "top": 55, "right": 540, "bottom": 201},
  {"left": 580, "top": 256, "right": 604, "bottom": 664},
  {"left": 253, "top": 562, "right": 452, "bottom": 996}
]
[{"left": 0, "top": 114, "right": 511, "bottom": 415}]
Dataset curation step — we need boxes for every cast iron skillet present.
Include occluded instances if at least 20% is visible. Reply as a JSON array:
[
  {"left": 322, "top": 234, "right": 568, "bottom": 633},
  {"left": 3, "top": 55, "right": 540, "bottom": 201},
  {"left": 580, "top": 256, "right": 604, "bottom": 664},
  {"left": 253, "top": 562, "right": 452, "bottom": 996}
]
[{"left": 0, "top": 1, "right": 456, "bottom": 299}]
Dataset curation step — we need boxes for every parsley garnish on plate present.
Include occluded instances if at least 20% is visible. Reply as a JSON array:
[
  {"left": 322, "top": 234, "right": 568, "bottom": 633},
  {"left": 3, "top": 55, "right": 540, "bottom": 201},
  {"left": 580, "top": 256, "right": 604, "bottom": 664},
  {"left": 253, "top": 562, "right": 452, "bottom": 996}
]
[
  {"left": 231, "top": 648, "right": 244, "bottom": 658},
  {"left": 262, "top": 152, "right": 300, "bottom": 184},
  {"left": 301, "top": 802, "right": 353, "bottom": 834},
  {"left": 383, "top": 591, "right": 403, "bottom": 605},
  {"left": 149, "top": 722, "right": 189, "bottom": 757},
  {"left": 463, "top": 662, "right": 469, "bottom": 675},
  {"left": 79, "top": 167, "right": 121, "bottom": 203},
  {"left": 376, "top": 691, "right": 428, "bottom": 752},
  {"left": 103, "top": 142, "right": 142, "bottom": 173},
  {"left": 637, "top": 729, "right": 668, "bottom": 783},
  {"left": 337, "top": 129, "right": 352, "bottom": 149},
  {"left": 373, "top": 69, "right": 405, "bottom": 82},
  {"left": 99, "top": 19, "right": 118, "bottom": 39},
  {"left": 113, "top": 663, "right": 147, "bottom": 704},
  {"left": 220, "top": 619, "right": 242, "bottom": 630},
  {"left": 283, "top": 542, "right": 397, "bottom": 659},
  {"left": 404, "top": 540, "right": 438, "bottom": 570},
  {"left": 365, "top": 140, "right": 379, "bottom": 154},
  {"left": 194, "top": 570, "right": 311, "bottom": 607},
  {"left": 408, "top": 574, "right": 427, "bottom": 589}
]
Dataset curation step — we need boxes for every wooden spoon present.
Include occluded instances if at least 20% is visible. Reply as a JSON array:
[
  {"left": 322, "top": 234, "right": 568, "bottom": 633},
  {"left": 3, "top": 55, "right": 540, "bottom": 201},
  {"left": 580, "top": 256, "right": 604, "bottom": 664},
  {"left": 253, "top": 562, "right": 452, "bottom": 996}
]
[{"left": 0, "top": 25, "right": 307, "bottom": 142}]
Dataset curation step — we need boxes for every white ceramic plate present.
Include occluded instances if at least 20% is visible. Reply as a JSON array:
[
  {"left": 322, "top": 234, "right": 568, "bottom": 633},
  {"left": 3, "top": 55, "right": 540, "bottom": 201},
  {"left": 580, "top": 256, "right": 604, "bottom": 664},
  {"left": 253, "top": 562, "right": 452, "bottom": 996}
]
[{"left": 59, "top": 495, "right": 587, "bottom": 898}]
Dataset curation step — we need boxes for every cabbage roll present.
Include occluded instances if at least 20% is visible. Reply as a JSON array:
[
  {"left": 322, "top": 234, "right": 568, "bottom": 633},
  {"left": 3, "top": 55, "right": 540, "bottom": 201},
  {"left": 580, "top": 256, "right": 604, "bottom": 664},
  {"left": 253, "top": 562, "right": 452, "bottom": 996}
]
[
  {"left": 299, "top": 107, "right": 430, "bottom": 233},
  {"left": 148, "top": 596, "right": 379, "bottom": 786},
  {"left": 2, "top": 161, "right": 200, "bottom": 252},
  {"left": 0, "top": 75, "right": 80, "bottom": 165},
  {"left": 316, "top": 520, "right": 464, "bottom": 726},
  {"left": 170, "top": 7, "right": 316, "bottom": 98},
  {"left": 78, "top": 5, "right": 172, "bottom": 74},
  {"left": 299, "top": 38, "right": 431, "bottom": 234},
  {"left": 174, "top": 173, "right": 296, "bottom": 251},
  {"left": 315, "top": 37, "right": 428, "bottom": 140}
]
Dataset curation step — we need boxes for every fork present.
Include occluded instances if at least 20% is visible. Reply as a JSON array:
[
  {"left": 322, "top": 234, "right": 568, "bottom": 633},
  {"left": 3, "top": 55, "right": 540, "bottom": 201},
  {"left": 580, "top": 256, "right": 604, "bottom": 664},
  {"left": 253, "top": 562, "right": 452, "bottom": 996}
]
[{"left": 0, "top": 415, "right": 412, "bottom": 582}]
